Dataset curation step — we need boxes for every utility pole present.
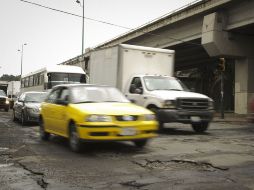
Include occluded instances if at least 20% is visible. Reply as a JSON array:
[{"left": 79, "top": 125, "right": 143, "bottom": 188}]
[
  {"left": 18, "top": 43, "right": 27, "bottom": 86},
  {"left": 76, "top": 0, "right": 85, "bottom": 55}
]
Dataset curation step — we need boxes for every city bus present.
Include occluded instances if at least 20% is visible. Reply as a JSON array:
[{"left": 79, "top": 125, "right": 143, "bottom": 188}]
[{"left": 20, "top": 65, "right": 87, "bottom": 92}]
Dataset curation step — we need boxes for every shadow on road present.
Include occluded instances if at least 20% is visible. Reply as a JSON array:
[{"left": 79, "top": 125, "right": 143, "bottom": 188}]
[
  {"left": 44, "top": 135, "right": 149, "bottom": 155},
  {"left": 159, "top": 127, "right": 210, "bottom": 136}
]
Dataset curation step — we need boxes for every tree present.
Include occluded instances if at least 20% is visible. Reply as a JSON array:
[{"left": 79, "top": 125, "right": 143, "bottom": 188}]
[{"left": 0, "top": 74, "right": 20, "bottom": 81}]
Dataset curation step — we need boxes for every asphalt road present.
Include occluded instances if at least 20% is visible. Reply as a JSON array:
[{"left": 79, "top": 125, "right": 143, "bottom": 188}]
[{"left": 0, "top": 110, "right": 254, "bottom": 190}]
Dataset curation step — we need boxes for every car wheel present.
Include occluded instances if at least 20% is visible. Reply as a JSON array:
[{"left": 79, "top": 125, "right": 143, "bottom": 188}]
[
  {"left": 133, "top": 139, "right": 148, "bottom": 148},
  {"left": 192, "top": 122, "right": 209, "bottom": 133},
  {"left": 12, "top": 110, "right": 17, "bottom": 122},
  {"left": 21, "top": 112, "right": 27, "bottom": 126},
  {"left": 39, "top": 118, "right": 50, "bottom": 141},
  {"left": 69, "top": 123, "right": 82, "bottom": 153}
]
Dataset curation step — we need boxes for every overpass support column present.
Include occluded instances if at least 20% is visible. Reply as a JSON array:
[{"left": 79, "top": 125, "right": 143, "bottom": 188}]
[
  {"left": 235, "top": 58, "right": 254, "bottom": 114},
  {"left": 201, "top": 12, "right": 254, "bottom": 114}
]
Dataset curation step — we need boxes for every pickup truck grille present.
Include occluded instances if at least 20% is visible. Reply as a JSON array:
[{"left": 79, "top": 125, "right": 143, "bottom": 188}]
[
  {"left": 177, "top": 98, "right": 209, "bottom": 110},
  {"left": 0, "top": 98, "right": 6, "bottom": 104}
]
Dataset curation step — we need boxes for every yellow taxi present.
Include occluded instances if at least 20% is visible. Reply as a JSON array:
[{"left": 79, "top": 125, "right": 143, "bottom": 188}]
[{"left": 39, "top": 84, "right": 158, "bottom": 152}]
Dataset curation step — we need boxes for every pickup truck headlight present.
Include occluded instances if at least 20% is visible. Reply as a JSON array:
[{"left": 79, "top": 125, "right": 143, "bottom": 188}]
[
  {"left": 163, "top": 100, "right": 176, "bottom": 109},
  {"left": 86, "top": 115, "right": 112, "bottom": 122},
  {"left": 5, "top": 100, "right": 9, "bottom": 104},
  {"left": 208, "top": 101, "right": 214, "bottom": 110},
  {"left": 144, "top": 114, "right": 156, "bottom": 121}
]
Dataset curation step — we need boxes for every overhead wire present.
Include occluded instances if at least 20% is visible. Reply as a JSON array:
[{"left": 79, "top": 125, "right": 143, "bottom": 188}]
[{"left": 20, "top": 0, "right": 202, "bottom": 47}]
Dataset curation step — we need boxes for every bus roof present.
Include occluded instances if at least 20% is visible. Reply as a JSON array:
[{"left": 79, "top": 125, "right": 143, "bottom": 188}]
[{"left": 22, "top": 65, "right": 85, "bottom": 78}]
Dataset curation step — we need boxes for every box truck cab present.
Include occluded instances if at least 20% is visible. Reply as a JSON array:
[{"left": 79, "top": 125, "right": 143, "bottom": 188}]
[{"left": 88, "top": 44, "right": 214, "bottom": 133}]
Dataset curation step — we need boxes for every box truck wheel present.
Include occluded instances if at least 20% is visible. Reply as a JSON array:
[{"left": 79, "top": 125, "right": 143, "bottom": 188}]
[{"left": 191, "top": 122, "right": 209, "bottom": 133}]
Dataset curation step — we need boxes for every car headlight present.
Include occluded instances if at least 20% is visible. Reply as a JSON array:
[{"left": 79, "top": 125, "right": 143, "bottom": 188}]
[
  {"left": 86, "top": 115, "right": 112, "bottom": 122},
  {"left": 208, "top": 100, "right": 214, "bottom": 110},
  {"left": 27, "top": 107, "right": 39, "bottom": 113},
  {"left": 144, "top": 114, "right": 156, "bottom": 121},
  {"left": 163, "top": 100, "right": 176, "bottom": 109},
  {"left": 5, "top": 100, "right": 9, "bottom": 104}
]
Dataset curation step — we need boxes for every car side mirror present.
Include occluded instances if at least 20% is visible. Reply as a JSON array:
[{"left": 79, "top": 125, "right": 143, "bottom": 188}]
[{"left": 18, "top": 99, "right": 24, "bottom": 102}]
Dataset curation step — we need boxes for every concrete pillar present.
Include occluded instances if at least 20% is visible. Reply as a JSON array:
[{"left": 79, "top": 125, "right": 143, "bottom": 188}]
[{"left": 235, "top": 58, "right": 254, "bottom": 114}]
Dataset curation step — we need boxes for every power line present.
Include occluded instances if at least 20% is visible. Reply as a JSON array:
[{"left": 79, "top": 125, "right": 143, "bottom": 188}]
[{"left": 20, "top": 0, "right": 202, "bottom": 47}]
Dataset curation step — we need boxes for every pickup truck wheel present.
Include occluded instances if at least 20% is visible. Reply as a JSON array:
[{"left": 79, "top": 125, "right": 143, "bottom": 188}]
[
  {"left": 39, "top": 119, "right": 50, "bottom": 141},
  {"left": 133, "top": 139, "right": 148, "bottom": 148},
  {"left": 69, "top": 123, "right": 82, "bottom": 153},
  {"left": 148, "top": 106, "right": 164, "bottom": 132},
  {"left": 192, "top": 122, "right": 209, "bottom": 133}
]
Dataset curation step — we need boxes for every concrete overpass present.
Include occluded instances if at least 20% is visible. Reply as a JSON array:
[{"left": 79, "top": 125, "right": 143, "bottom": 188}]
[{"left": 62, "top": 0, "right": 254, "bottom": 114}]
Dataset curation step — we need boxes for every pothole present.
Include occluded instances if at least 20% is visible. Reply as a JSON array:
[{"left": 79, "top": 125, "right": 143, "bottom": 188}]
[{"left": 133, "top": 159, "right": 229, "bottom": 172}]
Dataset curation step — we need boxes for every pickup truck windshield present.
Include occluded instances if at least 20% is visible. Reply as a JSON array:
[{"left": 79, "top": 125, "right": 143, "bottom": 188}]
[
  {"left": 144, "top": 76, "right": 189, "bottom": 91},
  {"left": 0, "top": 90, "right": 6, "bottom": 96},
  {"left": 72, "top": 86, "right": 130, "bottom": 103}
]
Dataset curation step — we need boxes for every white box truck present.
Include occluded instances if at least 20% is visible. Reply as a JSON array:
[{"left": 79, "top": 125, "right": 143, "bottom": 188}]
[{"left": 88, "top": 44, "right": 214, "bottom": 132}]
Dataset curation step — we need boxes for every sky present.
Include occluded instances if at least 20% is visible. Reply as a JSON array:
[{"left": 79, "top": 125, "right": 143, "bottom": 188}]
[{"left": 0, "top": 0, "right": 196, "bottom": 76}]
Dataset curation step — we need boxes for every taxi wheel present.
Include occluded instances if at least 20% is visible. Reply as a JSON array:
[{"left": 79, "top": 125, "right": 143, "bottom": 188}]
[
  {"left": 133, "top": 139, "right": 148, "bottom": 148},
  {"left": 69, "top": 123, "right": 82, "bottom": 153},
  {"left": 39, "top": 119, "right": 50, "bottom": 141},
  {"left": 192, "top": 122, "right": 209, "bottom": 133}
]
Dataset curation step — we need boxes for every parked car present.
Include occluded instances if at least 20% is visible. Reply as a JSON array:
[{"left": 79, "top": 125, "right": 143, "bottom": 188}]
[
  {"left": 39, "top": 84, "right": 158, "bottom": 152},
  {"left": 0, "top": 89, "right": 9, "bottom": 112},
  {"left": 248, "top": 96, "right": 254, "bottom": 123},
  {"left": 13, "top": 91, "right": 48, "bottom": 125}
]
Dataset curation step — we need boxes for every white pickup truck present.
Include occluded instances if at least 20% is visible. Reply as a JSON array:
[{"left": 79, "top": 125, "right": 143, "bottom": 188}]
[{"left": 88, "top": 44, "right": 214, "bottom": 132}]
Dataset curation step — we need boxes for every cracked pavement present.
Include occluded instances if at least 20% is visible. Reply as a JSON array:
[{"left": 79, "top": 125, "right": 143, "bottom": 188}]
[{"left": 0, "top": 111, "right": 254, "bottom": 189}]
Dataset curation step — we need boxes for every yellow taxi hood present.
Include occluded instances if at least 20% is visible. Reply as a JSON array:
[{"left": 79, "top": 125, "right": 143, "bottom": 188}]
[{"left": 70, "top": 102, "right": 153, "bottom": 115}]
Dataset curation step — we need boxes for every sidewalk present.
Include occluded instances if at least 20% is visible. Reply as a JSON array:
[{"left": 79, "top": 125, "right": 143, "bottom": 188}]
[{"left": 213, "top": 112, "right": 248, "bottom": 123}]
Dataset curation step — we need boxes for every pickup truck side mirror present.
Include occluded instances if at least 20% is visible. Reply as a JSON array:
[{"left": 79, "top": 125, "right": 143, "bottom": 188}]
[{"left": 134, "top": 88, "right": 143, "bottom": 94}]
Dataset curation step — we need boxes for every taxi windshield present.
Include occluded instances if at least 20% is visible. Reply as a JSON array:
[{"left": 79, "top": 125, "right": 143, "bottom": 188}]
[{"left": 72, "top": 86, "right": 130, "bottom": 103}]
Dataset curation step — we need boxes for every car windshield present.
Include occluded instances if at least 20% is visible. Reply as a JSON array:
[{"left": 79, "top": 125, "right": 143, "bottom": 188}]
[
  {"left": 0, "top": 90, "right": 6, "bottom": 96},
  {"left": 72, "top": 86, "right": 130, "bottom": 103},
  {"left": 25, "top": 93, "right": 47, "bottom": 103},
  {"left": 144, "top": 76, "right": 189, "bottom": 91}
]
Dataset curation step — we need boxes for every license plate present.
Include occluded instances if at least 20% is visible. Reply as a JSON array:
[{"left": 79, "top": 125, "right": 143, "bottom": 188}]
[
  {"left": 120, "top": 128, "right": 136, "bottom": 136},
  {"left": 190, "top": 116, "right": 201, "bottom": 122}
]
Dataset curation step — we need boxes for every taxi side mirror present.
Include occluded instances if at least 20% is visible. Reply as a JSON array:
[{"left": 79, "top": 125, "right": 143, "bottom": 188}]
[{"left": 56, "top": 99, "right": 68, "bottom": 106}]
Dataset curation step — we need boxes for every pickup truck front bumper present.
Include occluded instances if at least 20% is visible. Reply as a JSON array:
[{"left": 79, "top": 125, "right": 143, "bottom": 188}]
[{"left": 156, "top": 109, "right": 214, "bottom": 124}]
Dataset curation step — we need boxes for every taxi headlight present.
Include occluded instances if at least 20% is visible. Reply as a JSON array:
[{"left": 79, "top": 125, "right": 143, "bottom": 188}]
[
  {"left": 164, "top": 100, "right": 176, "bottom": 109},
  {"left": 144, "top": 114, "right": 156, "bottom": 121},
  {"left": 5, "top": 100, "right": 9, "bottom": 104},
  {"left": 86, "top": 115, "right": 112, "bottom": 122}
]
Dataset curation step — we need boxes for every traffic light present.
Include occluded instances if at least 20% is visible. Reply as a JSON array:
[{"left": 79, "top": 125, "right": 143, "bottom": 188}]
[{"left": 217, "top": 58, "right": 225, "bottom": 71}]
